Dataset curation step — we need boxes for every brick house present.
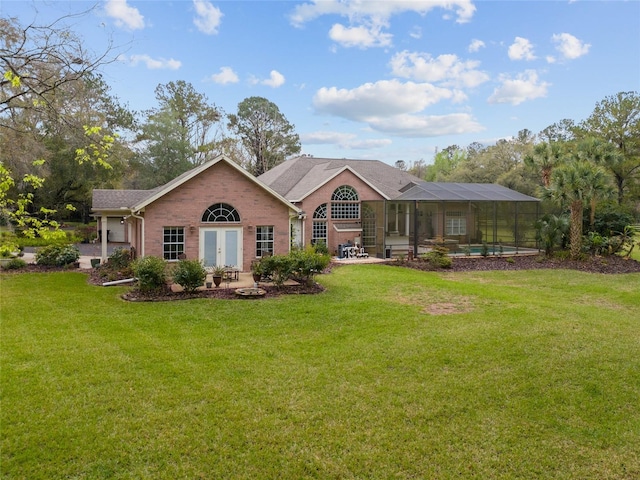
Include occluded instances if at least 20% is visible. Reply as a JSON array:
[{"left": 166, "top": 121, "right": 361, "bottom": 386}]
[
  {"left": 92, "top": 155, "right": 301, "bottom": 270},
  {"left": 92, "top": 155, "right": 540, "bottom": 268}
]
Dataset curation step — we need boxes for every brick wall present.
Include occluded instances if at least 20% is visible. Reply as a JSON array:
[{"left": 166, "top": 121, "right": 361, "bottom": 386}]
[
  {"left": 299, "top": 169, "right": 385, "bottom": 254},
  {"left": 143, "top": 161, "right": 293, "bottom": 271}
]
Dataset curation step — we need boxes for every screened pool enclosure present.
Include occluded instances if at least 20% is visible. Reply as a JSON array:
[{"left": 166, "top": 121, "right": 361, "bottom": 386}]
[{"left": 359, "top": 182, "right": 540, "bottom": 258}]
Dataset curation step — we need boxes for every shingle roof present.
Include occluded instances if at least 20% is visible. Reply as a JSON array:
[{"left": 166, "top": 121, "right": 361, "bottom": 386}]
[
  {"left": 395, "top": 182, "right": 540, "bottom": 202},
  {"left": 258, "top": 156, "right": 424, "bottom": 201},
  {"left": 92, "top": 155, "right": 299, "bottom": 213},
  {"left": 92, "top": 188, "right": 158, "bottom": 210}
]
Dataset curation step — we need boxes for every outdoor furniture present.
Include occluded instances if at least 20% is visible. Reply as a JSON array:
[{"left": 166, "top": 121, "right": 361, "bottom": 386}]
[
  {"left": 356, "top": 248, "right": 369, "bottom": 258},
  {"left": 223, "top": 267, "right": 239, "bottom": 282}
]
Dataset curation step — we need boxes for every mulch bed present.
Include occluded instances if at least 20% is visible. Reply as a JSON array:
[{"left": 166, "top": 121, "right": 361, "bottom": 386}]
[{"left": 394, "top": 254, "right": 640, "bottom": 275}]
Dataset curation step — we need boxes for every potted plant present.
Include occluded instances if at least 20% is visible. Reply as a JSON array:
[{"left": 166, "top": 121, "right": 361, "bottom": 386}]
[
  {"left": 250, "top": 259, "right": 263, "bottom": 283},
  {"left": 211, "top": 265, "right": 225, "bottom": 287}
]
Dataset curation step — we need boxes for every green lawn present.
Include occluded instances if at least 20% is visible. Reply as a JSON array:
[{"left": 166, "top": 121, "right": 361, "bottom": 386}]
[{"left": 2, "top": 265, "right": 639, "bottom": 479}]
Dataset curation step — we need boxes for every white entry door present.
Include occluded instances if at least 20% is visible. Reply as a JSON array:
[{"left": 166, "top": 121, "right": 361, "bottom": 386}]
[{"left": 200, "top": 228, "right": 242, "bottom": 269}]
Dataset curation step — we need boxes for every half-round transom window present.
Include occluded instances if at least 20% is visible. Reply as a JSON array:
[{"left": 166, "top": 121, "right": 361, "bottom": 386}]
[
  {"left": 202, "top": 203, "right": 240, "bottom": 223},
  {"left": 313, "top": 203, "right": 327, "bottom": 219},
  {"left": 331, "top": 185, "right": 359, "bottom": 201}
]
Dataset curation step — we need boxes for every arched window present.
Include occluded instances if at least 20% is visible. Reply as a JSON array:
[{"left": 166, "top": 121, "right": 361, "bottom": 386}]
[
  {"left": 313, "top": 203, "right": 327, "bottom": 219},
  {"left": 331, "top": 185, "right": 359, "bottom": 219},
  {"left": 312, "top": 203, "right": 327, "bottom": 246},
  {"left": 202, "top": 203, "right": 240, "bottom": 223}
]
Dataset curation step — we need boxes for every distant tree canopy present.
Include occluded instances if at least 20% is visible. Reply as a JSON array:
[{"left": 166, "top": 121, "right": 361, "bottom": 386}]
[{"left": 227, "top": 96, "right": 301, "bottom": 176}]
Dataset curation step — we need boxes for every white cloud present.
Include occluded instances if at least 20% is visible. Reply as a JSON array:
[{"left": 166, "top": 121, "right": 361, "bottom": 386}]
[
  {"left": 126, "top": 54, "right": 181, "bottom": 70},
  {"left": 368, "top": 113, "right": 484, "bottom": 137},
  {"left": 409, "top": 27, "right": 422, "bottom": 40},
  {"left": 390, "top": 51, "right": 489, "bottom": 88},
  {"left": 104, "top": 0, "right": 144, "bottom": 30},
  {"left": 210, "top": 66, "right": 238, "bottom": 84},
  {"left": 329, "top": 24, "right": 392, "bottom": 48},
  {"left": 488, "top": 70, "right": 550, "bottom": 105},
  {"left": 251, "top": 70, "right": 286, "bottom": 88},
  {"left": 289, "top": 0, "right": 474, "bottom": 49},
  {"left": 193, "top": 0, "right": 223, "bottom": 35},
  {"left": 290, "top": 0, "right": 475, "bottom": 26},
  {"left": 312, "top": 79, "right": 483, "bottom": 137},
  {"left": 552, "top": 33, "right": 590, "bottom": 60},
  {"left": 313, "top": 80, "right": 455, "bottom": 120},
  {"left": 468, "top": 39, "right": 485, "bottom": 53},
  {"left": 301, "top": 131, "right": 392, "bottom": 149},
  {"left": 508, "top": 37, "right": 536, "bottom": 61}
]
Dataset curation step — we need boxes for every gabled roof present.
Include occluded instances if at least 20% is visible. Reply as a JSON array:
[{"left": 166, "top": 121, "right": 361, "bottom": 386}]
[
  {"left": 258, "top": 156, "right": 425, "bottom": 201},
  {"left": 395, "top": 182, "right": 540, "bottom": 202},
  {"left": 92, "top": 155, "right": 300, "bottom": 213}
]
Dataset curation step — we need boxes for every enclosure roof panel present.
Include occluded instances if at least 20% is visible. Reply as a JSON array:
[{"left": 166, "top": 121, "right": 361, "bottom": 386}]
[{"left": 395, "top": 182, "right": 539, "bottom": 202}]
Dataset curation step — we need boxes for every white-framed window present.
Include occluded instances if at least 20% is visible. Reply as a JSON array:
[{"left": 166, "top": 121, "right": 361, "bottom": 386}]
[
  {"left": 312, "top": 203, "right": 327, "bottom": 246},
  {"left": 256, "top": 226, "right": 274, "bottom": 257},
  {"left": 202, "top": 203, "right": 240, "bottom": 223},
  {"left": 331, "top": 185, "right": 359, "bottom": 219},
  {"left": 163, "top": 227, "right": 185, "bottom": 260},
  {"left": 445, "top": 211, "right": 466, "bottom": 236}
]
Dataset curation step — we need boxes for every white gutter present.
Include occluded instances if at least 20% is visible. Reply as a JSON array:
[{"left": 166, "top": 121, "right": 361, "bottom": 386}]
[{"left": 128, "top": 209, "right": 145, "bottom": 257}]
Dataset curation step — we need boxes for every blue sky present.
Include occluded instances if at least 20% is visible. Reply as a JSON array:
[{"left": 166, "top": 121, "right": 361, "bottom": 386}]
[{"left": 4, "top": 0, "right": 640, "bottom": 165}]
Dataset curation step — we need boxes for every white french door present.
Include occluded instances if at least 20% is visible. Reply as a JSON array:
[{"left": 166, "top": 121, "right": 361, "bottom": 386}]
[{"left": 200, "top": 228, "right": 242, "bottom": 269}]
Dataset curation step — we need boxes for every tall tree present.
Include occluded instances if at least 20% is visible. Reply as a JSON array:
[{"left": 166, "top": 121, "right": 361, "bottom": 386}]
[
  {"left": 227, "top": 97, "right": 301, "bottom": 176},
  {"left": 1, "top": 13, "right": 116, "bottom": 131},
  {"left": 1, "top": 11, "right": 123, "bottom": 235},
  {"left": 524, "top": 141, "right": 565, "bottom": 188},
  {"left": 579, "top": 91, "right": 640, "bottom": 204},
  {"left": 425, "top": 145, "right": 466, "bottom": 181},
  {"left": 543, "top": 161, "right": 611, "bottom": 259},
  {"left": 134, "top": 81, "right": 222, "bottom": 187}
]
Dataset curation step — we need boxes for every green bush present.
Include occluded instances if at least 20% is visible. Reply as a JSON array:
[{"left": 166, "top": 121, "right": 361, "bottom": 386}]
[
  {"left": 420, "top": 246, "right": 452, "bottom": 269},
  {"left": 312, "top": 239, "right": 329, "bottom": 255},
  {"left": 132, "top": 256, "right": 167, "bottom": 293},
  {"left": 1, "top": 258, "right": 27, "bottom": 270},
  {"left": 108, "top": 247, "right": 133, "bottom": 270},
  {"left": 172, "top": 259, "right": 206, "bottom": 293},
  {"left": 291, "top": 247, "right": 331, "bottom": 286},
  {"left": 35, "top": 244, "right": 80, "bottom": 266},
  {"left": 260, "top": 254, "right": 295, "bottom": 288}
]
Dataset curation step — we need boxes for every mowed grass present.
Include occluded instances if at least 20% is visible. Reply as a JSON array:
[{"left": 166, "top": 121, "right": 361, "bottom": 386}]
[{"left": 1, "top": 265, "right": 639, "bottom": 479}]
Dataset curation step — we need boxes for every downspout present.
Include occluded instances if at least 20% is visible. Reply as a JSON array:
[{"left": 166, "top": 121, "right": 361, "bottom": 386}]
[{"left": 129, "top": 210, "right": 145, "bottom": 257}]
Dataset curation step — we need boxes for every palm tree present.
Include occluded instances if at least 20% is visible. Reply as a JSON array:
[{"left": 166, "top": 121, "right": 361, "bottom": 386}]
[
  {"left": 543, "top": 161, "right": 611, "bottom": 259},
  {"left": 575, "top": 138, "right": 620, "bottom": 229},
  {"left": 524, "top": 141, "right": 565, "bottom": 187}
]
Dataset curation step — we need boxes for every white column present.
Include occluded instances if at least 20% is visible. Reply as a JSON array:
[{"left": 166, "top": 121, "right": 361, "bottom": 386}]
[
  {"left": 101, "top": 215, "right": 108, "bottom": 262},
  {"left": 405, "top": 209, "right": 410, "bottom": 237}
]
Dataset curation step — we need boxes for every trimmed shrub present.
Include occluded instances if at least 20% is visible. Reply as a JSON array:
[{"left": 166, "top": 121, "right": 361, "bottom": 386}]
[
  {"left": 260, "top": 254, "right": 295, "bottom": 288},
  {"left": 421, "top": 246, "right": 452, "bottom": 269},
  {"left": 172, "top": 259, "right": 206, "bottom": 293},
  {"left": 1, "top": 258, "right": 27, "bottom": 270},
  {"left": 35, "top": 244, "right": 80, "bottom": 266},
  {"left": 132, "top": 256, "right": 167, "bottom": 293},
  {"left": 291, "top": 247, "right": 331, "bottom": 286}
]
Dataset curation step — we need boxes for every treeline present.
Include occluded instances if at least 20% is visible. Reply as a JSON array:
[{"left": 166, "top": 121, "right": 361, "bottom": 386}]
[{"left": 402, "top": 92, "right": 640, "bottom": 212}]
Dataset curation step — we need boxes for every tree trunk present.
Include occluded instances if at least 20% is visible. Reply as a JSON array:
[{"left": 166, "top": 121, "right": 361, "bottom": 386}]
[{"left": 570, "top": 200, "right": 583, "bottom": 259}]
